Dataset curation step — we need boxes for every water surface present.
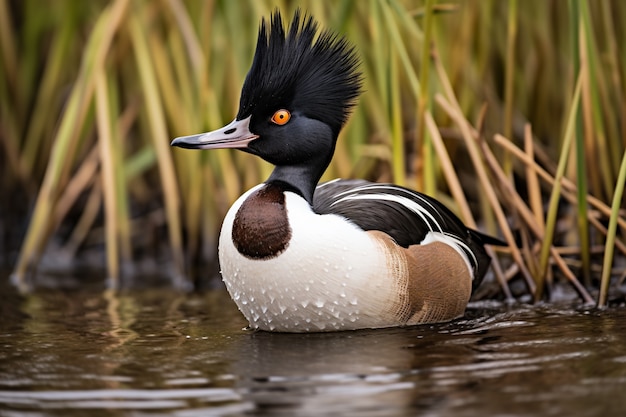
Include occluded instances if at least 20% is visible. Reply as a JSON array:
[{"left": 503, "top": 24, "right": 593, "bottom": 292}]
[{"left": 1, "top": 275, "right": 625, "bottom": 416}]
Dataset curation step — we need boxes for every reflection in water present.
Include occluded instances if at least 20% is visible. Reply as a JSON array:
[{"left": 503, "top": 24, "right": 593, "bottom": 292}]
[
  {"left": 0, "top": 275, "right": 626, "bottom": 416},
  {"left": 232, "top": 329, "right": 419, "bottom": 415}
]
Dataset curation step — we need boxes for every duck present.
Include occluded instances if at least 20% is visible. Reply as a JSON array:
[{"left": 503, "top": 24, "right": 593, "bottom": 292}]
[{"left": 171, "top": 10, "right": 501, "bottom": 332}]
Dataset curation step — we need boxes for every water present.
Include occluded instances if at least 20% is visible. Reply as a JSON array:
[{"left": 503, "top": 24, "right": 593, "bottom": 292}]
[{"left": 1, "top": 275, "right": 626, "bottom": 417}]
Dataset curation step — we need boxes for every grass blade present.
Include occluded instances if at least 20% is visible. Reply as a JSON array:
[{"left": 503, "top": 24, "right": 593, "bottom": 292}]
[
  {"left": 598, "top": 149, "right": 626, "bottom": 307},
  {"left": 537, "top": 73, "right": 582, "bottom": 299},
  {"left": 95, "top": 70, "right": 120, "bottom": 287}
]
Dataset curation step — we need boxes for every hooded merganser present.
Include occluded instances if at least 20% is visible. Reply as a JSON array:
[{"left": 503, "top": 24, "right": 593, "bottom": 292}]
[{"left": 172, "top": 10, "right": 500, "bottom": 332}]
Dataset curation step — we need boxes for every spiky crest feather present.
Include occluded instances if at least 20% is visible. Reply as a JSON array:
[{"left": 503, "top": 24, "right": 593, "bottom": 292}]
[{"left": 236, "top": 9, "right": 362, "bottom": 134}]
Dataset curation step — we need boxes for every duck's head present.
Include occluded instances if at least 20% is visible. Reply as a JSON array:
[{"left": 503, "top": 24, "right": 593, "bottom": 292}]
[{"left": 171, "top": 10, "right": 362, "bottom": 204}]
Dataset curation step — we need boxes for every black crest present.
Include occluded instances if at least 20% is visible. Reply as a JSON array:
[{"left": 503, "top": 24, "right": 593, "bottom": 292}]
[{"left": 237, "top": 9, "right": 362, "bottom": 134}]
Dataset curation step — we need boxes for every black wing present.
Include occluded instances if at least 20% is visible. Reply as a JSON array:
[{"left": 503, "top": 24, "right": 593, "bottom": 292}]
[{"left": 313, "top": 179, "right": 498, "bottom": 285}]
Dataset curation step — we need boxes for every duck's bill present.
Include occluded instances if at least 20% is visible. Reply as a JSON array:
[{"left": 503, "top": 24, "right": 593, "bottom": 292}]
[{"left": 170, "top": 116, "right": 258, "bottom": 150}]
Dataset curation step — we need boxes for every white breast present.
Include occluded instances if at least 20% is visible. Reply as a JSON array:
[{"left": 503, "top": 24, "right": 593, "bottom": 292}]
[{"left": 218, "top": 186, "right": 401, "bottom": 332}]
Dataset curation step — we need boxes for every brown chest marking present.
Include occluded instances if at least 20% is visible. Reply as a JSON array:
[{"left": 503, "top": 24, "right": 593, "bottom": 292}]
[{"left": 232, "top": 183, "right": 292, "bottom": 260}]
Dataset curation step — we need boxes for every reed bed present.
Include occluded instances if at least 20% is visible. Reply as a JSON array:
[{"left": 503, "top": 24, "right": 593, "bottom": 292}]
[{"left": 1, "top": 0, "right": 625, "bottom": 306}]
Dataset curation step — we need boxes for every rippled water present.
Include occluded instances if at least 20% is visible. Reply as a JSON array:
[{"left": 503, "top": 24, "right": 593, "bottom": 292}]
[{"left": 1, "top": 274, "right": 626, "bottom": 417}]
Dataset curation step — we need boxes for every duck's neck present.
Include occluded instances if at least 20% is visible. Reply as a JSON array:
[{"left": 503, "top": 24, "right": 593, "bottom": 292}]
[
  {"left": 267, "top": 143, "right": 336, "bottom": 205},
  {"left": 267, "top": 163, "right": 323, "bottom": 206}
]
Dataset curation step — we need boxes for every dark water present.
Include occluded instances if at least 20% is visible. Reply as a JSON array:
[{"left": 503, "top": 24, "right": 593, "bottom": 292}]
[{"left": 1, "top": 275, "right": 626, "bottom": 417}]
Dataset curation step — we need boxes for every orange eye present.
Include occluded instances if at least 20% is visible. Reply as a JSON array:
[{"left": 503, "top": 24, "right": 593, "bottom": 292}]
[{"left": 271, "top": 109, "right": 291, "bottom": 125}]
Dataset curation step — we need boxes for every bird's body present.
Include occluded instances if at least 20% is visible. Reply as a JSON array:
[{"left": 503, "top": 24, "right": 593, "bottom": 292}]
[
  {"left": 218, "top": 180, "right": 475, "bottom": 332},
  {"left": 172, "top": 10, "right": 500, "bottom": 332}
]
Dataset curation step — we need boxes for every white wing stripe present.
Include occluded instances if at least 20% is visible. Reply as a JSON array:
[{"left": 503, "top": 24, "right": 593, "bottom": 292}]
[
  {"left": 330, "top": 193, "right": 444, "bottom": 232},
  {"left": 332, "top": 184, "right": 441, "bottom": 215},
  {"left": 316, "top": 178, "right": 341, "bottom": 189}
]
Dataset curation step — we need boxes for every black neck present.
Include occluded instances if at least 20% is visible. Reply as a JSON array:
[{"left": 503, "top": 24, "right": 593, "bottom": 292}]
[{"left": 267, "top": 162, "right": 325, "bottom": 206}]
